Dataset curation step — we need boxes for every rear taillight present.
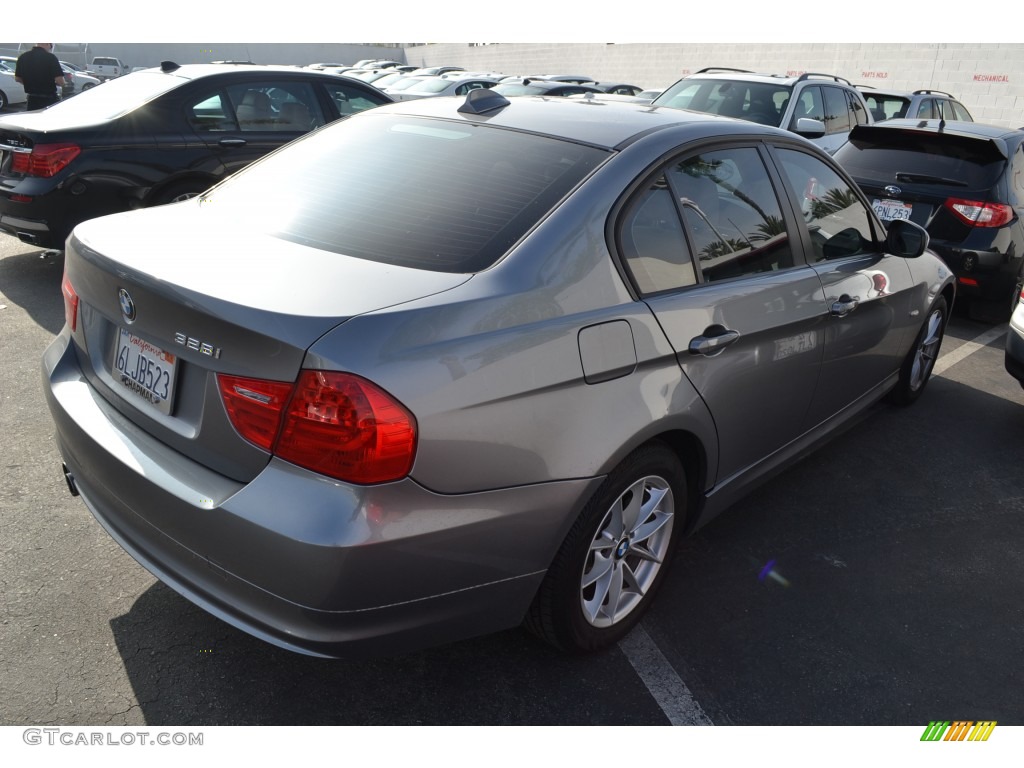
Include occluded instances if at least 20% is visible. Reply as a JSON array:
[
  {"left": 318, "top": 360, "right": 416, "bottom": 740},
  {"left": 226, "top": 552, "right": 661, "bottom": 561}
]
[
  {"left": 944, "top": 197, "right": 1014, "bottom": 228},
  {"left": 218, "top": 371, "right": 417, "bottom": 484},
  {"left": 61, "top": 272, "right": 78, "bottom": 332},
  {"left": 218, "top": 375, "right": 294, "bottom": 452},
  {"left": 11, "top": 143, "right": 81, "bottom": 178}
]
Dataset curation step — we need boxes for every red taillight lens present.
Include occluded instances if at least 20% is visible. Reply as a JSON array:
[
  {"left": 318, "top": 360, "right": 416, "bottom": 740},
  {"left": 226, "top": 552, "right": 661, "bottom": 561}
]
[
  {"left": 944, "top": 197, "right": 1013, "bottom": 228},
  {"left": 958, "top": 276, "right": 980, "bottom": 287},
  {"left": 218, "top": 371, "right": 417, "bottom": 484},
  {"left": 11, "top": 143, "right": 81, "bottom": 178},
  {"left": 217, "top": 374, "right": 295, "bottom": 452},
  {"left": 61, "top": 272, "right": 78, "bottom": 332},
  {"left": 276, "top": 371, "right": 417, "bottom": 484}
]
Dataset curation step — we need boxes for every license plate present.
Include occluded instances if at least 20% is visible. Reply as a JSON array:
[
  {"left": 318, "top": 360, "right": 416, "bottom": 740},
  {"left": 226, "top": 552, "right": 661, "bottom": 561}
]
[
  {"left": 113, "top": 328, "right": 177, "bottom": 415},
  {"left": 872, "top": 198, "right": 913, "bottom": 222}
]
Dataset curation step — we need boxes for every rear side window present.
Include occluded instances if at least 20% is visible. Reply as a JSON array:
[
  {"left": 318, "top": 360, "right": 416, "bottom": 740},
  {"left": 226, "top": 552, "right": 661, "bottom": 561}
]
[
  {"left": 835, "top": 129, "right": 1007, "bottom": 190},
  {"left": 204, "top": 114, "right": 607, "bottom": 272}
]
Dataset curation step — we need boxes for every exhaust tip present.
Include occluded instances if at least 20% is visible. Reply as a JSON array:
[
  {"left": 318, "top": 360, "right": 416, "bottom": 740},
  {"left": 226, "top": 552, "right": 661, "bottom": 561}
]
[{"left": 61, "top": 463, "right": 79, "bottom": 497}]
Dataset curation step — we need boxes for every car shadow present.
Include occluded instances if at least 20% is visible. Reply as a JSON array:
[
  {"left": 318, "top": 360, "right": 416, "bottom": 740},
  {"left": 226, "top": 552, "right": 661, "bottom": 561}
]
[
  {"left": 107, "top": 581, "right": 669, "bottom": 725},
  {"left": 647, "top": 371, "right": 1024, "bottom": 725},
  {"left": 0, "top": 243, "right": 65, "bottom": 336}
]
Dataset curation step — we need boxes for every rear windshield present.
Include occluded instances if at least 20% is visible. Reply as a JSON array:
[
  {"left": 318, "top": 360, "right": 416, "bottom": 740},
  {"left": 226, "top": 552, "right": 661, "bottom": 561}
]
[
  {"left": 835, "top": 129, "right": 1007, "bottom": 189},
  {"left": 202, "top": 113, "right": 608, "bottom": 273},
  {"left": 32, "top": 71, "right": 184, "bottom": 121}
]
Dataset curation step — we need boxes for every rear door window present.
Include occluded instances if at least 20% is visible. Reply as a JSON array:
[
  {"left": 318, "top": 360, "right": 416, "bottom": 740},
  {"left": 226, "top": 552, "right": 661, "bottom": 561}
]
[{"left": 822, "top": 86, "right": 852, "bottom": 135}]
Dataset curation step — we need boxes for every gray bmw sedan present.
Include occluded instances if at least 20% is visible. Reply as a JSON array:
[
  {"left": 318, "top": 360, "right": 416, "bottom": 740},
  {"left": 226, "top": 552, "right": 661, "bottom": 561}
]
[{"left": 43, "top": 89, "right": 954, "bottom": 657}]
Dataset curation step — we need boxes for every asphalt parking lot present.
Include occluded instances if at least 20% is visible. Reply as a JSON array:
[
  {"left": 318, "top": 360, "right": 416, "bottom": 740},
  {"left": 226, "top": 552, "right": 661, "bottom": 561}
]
[{"left": 1, "top": 233, "right": 1022, "bottom": 727}]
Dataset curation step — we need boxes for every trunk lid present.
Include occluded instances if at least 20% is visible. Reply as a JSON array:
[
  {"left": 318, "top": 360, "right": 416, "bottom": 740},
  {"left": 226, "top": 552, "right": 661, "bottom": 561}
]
[{"left": 65, "top": 203, "right": 471, "bottom": 482}]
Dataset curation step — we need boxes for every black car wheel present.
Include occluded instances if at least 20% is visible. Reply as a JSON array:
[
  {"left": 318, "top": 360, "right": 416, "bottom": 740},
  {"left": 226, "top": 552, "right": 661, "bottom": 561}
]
[
  {"left": 525, "top": 442, "right": 685, "bottom": 652},
  {"left": 151, "top": 182, "right": 208, "bottom": 206},
  {"left": 0, "top": 90, "right": 8, "bottom": 111},
  {"left": 889, "top": 296, "right": 948, "bottom": 405}
]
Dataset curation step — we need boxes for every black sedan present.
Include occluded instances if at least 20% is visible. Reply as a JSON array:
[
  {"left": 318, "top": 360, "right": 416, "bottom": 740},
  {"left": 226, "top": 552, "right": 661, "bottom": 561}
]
[{"left": 0, "top": 62, "right": 392, "bottom": 250}]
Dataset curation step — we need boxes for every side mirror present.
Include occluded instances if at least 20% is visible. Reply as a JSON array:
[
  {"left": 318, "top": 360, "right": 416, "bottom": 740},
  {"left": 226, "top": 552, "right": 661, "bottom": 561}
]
[
  {"left": 885, "top": 219, "right": 929, "bottom": 258},
  {"left": 793, "top": 117, "right": 826, "bottom": 138}
]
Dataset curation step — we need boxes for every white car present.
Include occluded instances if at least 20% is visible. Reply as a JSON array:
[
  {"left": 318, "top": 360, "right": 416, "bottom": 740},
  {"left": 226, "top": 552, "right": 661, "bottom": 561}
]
[
  {"left": 386, "top": 74, "right": 502, "bottom": 101},
  {"left": 60, "top": 65, "right": 100, "bottom": 96},
  {"left": 0, "top": 59, "right": 27, "bottom": 109}
]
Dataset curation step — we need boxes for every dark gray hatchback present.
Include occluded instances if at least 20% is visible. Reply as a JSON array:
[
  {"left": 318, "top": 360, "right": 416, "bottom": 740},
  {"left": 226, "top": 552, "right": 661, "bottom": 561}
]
[{"left": 44, "top": 91, "right": 955, "bottom": 658}]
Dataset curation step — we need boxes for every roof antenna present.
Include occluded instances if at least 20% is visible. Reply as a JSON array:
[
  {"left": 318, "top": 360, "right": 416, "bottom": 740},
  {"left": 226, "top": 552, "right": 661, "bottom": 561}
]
[{"left": 458, "top": 88, "right": 510, "bottom": 115}]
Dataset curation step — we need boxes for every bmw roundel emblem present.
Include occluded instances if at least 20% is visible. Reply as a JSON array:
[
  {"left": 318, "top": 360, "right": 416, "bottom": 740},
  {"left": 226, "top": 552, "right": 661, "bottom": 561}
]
[
  {"left": 884, "top": 185, "right": 903, "bottom": 198},
  {"left": 118, "top": 288, "right": 136, "bottom": 323}
]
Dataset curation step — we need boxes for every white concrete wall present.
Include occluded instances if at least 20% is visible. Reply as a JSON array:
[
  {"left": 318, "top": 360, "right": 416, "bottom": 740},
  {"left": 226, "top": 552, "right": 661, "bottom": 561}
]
[{"left": 407, "top": 43, "right": 1024, "bottom": 128}]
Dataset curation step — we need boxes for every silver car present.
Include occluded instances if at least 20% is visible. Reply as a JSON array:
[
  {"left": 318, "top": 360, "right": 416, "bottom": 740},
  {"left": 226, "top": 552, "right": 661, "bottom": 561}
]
[{"left": 44, "top": 89, "right": 954, "bottom": 658}]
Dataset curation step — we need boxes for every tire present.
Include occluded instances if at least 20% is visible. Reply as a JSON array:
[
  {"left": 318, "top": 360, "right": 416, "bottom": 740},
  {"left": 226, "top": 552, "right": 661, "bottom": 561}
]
[
  {"left": 151, "top": 182, "right": 206, "bottom": 206},
  {"left": 888, "top": 296, "right": 948, "bottom": 405},
  {"left": 0, "top": 90, "right": 7, "bottom": 111},
  {"left": 82, "top": 83, "right": 96, "bottom": 90},
  {"left": 525, "top": 442, "right": 686, "bottom": 653}
]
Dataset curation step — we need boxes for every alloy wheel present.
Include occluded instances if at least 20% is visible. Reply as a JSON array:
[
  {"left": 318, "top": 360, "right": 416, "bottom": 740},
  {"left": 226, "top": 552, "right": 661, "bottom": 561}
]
[{"left": 580, "top": 474, "right": 674, "bottom": 628}]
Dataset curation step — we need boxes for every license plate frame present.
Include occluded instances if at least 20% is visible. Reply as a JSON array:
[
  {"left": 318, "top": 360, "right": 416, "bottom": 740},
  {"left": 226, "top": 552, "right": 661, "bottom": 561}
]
[
  {"left": 113, "top": 328, "right": 178, "bottom": 416},
  {"left": 872, "top": 198, "right": 913, "bottom": 222}
]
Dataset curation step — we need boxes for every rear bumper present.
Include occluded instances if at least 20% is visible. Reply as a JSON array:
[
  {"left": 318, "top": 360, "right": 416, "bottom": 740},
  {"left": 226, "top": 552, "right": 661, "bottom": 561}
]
[
  {"left": 931, "top": 242, "right": 1022, "bottom": 303},
  {"left": 0, "top": 209, "right": 57, "bottom": 247},
  {"left": 43, "top": 331, "right": 599, "bottom": 658}
]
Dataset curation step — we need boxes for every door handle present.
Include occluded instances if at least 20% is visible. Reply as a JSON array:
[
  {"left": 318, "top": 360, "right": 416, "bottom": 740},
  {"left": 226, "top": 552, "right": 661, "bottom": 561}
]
[
  {"left": 830, "top": 294, "right": 860, "bottom": 317},
  {"left": 218, "top": 138, "right": 247, "bottom": 147},
  {"left": 688, "top": 326, "right": 741, "bottom": 356}
]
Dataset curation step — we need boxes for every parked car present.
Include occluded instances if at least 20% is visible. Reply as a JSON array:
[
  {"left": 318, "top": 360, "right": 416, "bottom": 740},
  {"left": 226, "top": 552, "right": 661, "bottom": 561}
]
[
  {"left": 0, "top": 59, "right": 27, "bottom": 110},
  {"left": 59, "top": 64, "right": 100, "bottom": 97},
  {"left": 60, "top": 60, "right": 98, "bottom": 78},
  {"left": 408, "top": 66, "right": 465, "bottom": 77},
  {"left": 856, "top": 87, "right": 973, "bottom": 122},
  {"left": 528, "top": 74, "right": 598, "bottom": 85},
  {"left": 381, "top": 76, "right": 432, "bottom": 95},
  {"left": 1007, "top": 288, "right": 1024, "bottom": 388},
  {"left": 594, "top": 82, "right": 646, "bottom": 96},
  {"left": 90, "top": 56, "right": 129, "bottom": 80},
  {"left": 387, "top": 74, "right": 502, "bottom": 101},
  {"left": 0, "top": 62, "right": 392, "bottom": 249},
  {"left": 834, "top": 120, "right": 1024, "bottom": 319},
  {"left": 44, "top": 90, "right": 953, "bottom": 659},
  {"left": 492, "top": 79, "right": 604, "bottom": 97},
  {"left": 352, "top": 69, "right": 407, "bottom": 87},
  {"left": 653, "top": 67, "right": 873, "bottom": 154}
]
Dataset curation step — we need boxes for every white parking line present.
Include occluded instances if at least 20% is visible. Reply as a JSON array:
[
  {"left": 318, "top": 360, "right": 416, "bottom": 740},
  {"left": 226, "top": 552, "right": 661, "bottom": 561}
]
[
  {"left": 934, "top": 324, "right": 1008, "bottom": 377},
  {"left": 619, "top": 624, "right": 713, "bottom": 725}
]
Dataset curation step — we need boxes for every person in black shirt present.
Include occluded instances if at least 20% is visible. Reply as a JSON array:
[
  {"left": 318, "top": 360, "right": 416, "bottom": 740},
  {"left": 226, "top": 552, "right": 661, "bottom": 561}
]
[{"left": 15, "top": 43, "right": 66, "bottom": 110}]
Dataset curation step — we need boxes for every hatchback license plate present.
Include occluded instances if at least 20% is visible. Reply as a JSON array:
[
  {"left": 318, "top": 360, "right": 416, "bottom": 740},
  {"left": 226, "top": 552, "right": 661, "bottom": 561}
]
[
  {"left": 114, "top": 328, "right": 177, "bottom": 415},
  {"left": 872, "top": 198, "right": 913, "bottom": 222}
]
